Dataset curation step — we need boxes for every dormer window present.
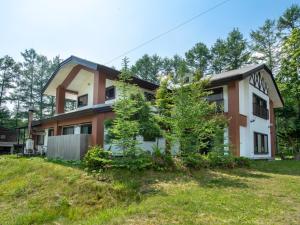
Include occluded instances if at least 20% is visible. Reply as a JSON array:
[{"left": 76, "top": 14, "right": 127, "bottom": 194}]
[
  {"left": 78, "top": 94, "right": 88, "bottom": 107},
  {"left": 144, "top": 92, "right": 155, "bottom": 102},
  {"left": 106, "top": 86, "right": 115, "bottom": 100}
]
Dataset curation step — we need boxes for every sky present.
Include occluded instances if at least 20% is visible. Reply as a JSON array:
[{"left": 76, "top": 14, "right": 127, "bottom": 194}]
[{"left": 0, "top": 0, "right": 300, "bottom": 69}]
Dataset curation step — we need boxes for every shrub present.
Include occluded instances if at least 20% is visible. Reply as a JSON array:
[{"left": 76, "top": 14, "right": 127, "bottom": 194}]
[
  {"left": 207, "top": 152, "right": 236, "bottom": 168},
  {"left": 151, "top": 145, "right": 174, "bottom": 171},
  {"left": 83, "top": 146, "right": 112, "bottom": 170},
  {"left": 112, "top": 154, "right": 153, "bottom": 171},
  {"left": 234, "top": 156, "right": 251, "bottom": 167},
  {"left": 182, "top": 153, "right": 210, "bottom": 169}
]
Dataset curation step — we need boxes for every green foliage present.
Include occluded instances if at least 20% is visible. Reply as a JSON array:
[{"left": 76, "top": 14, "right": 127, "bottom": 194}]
[
  {"left": 182, "top": 153, "right": 210, "bottom": 169},
  {"left": 185, "top": 42, "right": 210, "bottom": 74},
  {"left": 207, "top": 152, "right": 236, "bottom": 168},
  {"left": 278, "top": 4, "right": 300, "bottom": 32},
  {"left": 83, "top": 146, "right": 112, "bottom": 170},
  {"left": 250, "top": 19, "right": 280, "bottom": 73},
  {"left": 151, "top": 145, "right": 174, "bottom": 171},
  {"left": 131, "top": 54, "right": 163, "bottom": 84},
  {"left": 276, "top": 28, "right": 300, "bottom": 155},
  {"left": 112, "top": 154, "right": 153, "bottom": 171},
  {"left": 234, "top": 157, "right": 251, "bottom": 167},
  {"left": 210, "top": 39, "right": 227, "bottom": 73},
  {"left": 172, "top": 76, "right": 228, "bottom": 154}
]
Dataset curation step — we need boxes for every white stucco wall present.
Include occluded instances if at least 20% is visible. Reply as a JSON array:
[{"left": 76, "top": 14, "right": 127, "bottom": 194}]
[{"left": 239, "top": 75, "right": 272, "bottom": 159}]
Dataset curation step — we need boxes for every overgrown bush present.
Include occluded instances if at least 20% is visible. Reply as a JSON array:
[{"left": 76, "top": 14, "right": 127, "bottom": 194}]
[
  {"left": 182, "top": 153, "right": 210, "bottom": 169},
  {"left": 83, "top": 146, "right": 112, "bottom": 170},
  {"left": 112, "top": 154, "right": 153, "bottom": 171},
  {"left": 234, "top": 156, "right": 251, "bottom": 167},
  {"left": 207, "top": 152, "right": 236, "bottom": 168},
  {"left": 151, "top": 146, "right": 174, "bottom": 171}
]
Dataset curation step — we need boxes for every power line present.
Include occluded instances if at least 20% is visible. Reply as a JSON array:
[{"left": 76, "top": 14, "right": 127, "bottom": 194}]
[{"left": 104, "top": 0, "right": 232, "bottom": 65}]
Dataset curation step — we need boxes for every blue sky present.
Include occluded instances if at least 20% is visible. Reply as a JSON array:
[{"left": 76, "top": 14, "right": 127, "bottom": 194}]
[{"left": 0, "top": 0, "right": 299, "bottom": 68}]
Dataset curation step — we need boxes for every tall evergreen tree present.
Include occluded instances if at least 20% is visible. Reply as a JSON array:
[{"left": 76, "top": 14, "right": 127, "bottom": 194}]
[
  {"left": 225, "top": 28, "right": 250, "bottom": 70},
  {"left": 210, "top": 39, "right": 227, "bottom": 74},
  {"left": 250, "top": 19, "right": 280, "bottom": 73},
  {"left": 276, "top": 28, "right": 300, "bottom": 155},
  {"left": 185, "top": 42, "right": 210, "bottom": 75},
  {"left": 162, "top": 55, "right": 188, "bottom": 83},
  {"left": 278, "top": 4, "right": 300, "bottom": 33},
  {"left": 131, "top": 54, "right": 163, "bottom": 84}
]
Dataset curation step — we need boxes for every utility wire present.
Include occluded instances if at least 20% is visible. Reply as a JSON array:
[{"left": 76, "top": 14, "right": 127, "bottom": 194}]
[{"left": 104, "top": 0, "right": 232, "bottom": 65}]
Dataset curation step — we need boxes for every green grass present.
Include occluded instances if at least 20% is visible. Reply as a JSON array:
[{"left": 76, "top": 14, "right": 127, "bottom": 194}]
[{"left": 0, "top": 155, "right": 300, "bottom": 225}]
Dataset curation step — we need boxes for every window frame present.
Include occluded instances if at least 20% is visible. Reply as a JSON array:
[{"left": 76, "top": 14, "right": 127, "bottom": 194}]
[
  {"left": 253, "top": 93, "right": 269, "bottom": 120},
  {"left": 254, "top": 132, "right": 269, "bottom": 155},
  {"left": 48, "top": 128, "right": 54, "bottom": 137},
  {"left": 80, "top": 123, "right": 92, "bottom": 134},
  {"left": 77, "top": 94, "right": 88, "bottom": 108},
  {"left": 62, "top": 126, "right": 75, "bottom": 135},
  {"left": 105, "top": 86, "right": 115, "bottom": 100},
  {"left": 37, "top": 135, "right": 44, "bottom": 145}
]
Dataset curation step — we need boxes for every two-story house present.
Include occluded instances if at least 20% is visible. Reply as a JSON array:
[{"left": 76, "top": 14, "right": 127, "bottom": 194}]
[{"left": 29, "top": 56, "right": 283, "bottom": 160}]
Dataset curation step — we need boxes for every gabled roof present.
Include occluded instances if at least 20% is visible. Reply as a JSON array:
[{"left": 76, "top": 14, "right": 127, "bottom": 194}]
[
  {"left": 42, "top": 55, "right": 159, "bottom": 94},
  {"left": 207, "top": 64, "right": 284, "bottom": 107}
]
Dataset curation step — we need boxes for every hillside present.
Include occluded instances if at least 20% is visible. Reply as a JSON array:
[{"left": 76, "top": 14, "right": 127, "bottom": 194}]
[{"left": 0, "top": 155, "right": 300, "bottom": 225}]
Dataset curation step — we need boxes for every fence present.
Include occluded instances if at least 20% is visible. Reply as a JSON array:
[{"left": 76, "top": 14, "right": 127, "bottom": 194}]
[{"left": 47, "top": 134, "right": 91, "bottom": 160}]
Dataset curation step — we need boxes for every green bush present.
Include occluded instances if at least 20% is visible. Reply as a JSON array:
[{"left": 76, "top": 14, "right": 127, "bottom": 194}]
[
  {"left": 112, "top": 154, "right": 153, "bottom": 171},
  {"left": 182, "top": 153, "right": 210, "bottom": 169},
  {"left": 151, "top": 146, "right": 174, "bottom": 171},
  {"left": 234, "top": 156, "right": 251, "bottom": 167},
  {"left": 83, "top": 146, "right": 112, "bottom": 170},
  {"left": 207, "top": 152, "right": 236, "bottom": 168}
]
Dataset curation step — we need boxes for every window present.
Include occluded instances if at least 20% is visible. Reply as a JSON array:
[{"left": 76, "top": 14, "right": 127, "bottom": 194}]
[
  {"left": 37, "top": 135, "right": 44, "bottom": 145},
  {"left": 0, "top": 134, "right": 6, "bottom": 140},
  {"left": 144, "top": 92, "right": 155, "bottom": 102},
  {"left": 62, "top": 126, "right": 74, "bottom": 135},
  {"left": 48, "top": 129, "right": 54, "bottom": 137},
  {"left": 80, "top": 124, "right": 92, "bottom": 134},
  {"left": 105, "top": 86, "right": 115, "bottom": 100},
  {"left": 207, "top": 87, "right": 224, "bottom": 112},
  {"left": 254, "top": 132, "right": 268, "bottom": 154},
  {"left": 77, "top": 94, "right": 88, "bottom": 107},
  {"left": 253, "top": 94, "right": 268, "bottom": 119}
]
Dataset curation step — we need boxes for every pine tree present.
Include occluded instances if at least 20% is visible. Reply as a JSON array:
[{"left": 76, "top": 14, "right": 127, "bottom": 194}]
[
  {"left": 225, "top": 28, "right": 250, "bottom": 70},
  {"left": 210, "top": 39, "right": 227, "bottom": 74},
  {"left": 278, "top": 4, "right": 300, "bottom": 33},
  {"left": 185, "top": 42, "right": 210, "bottom": 74},
  {"left": 250, "top": 19, "right": 280, "bottom": 73}
]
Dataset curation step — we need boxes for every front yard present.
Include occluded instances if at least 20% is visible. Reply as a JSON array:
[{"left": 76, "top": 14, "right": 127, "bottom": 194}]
[{"left": 0, "top": 155, "right": 300, "bottom": 225}]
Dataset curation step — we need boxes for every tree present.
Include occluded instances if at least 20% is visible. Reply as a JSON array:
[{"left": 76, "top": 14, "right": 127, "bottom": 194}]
[
  {"left": 172, "top": 72, "right": 227, "bottom": 154},
  {"left": 278, "top": 4, "right": 300, "bottom": 33},
  {"left": 0, "top": 56, "right": 19, "bottom": 107},
  {"left": 155, "top": 76, "right": 173, "bottom": 154},
  {"left": 250, "top": 19, "right": 280, "bottom": 73},
  {"left": 210, "top": 39, "right": 227, "bottom": 74},
  {"left": 131, "top": 54, "right": 163, "bottom": 84},
  {"left": 162, "top": 55, "right": 187, "bottom": 82},
  {"left": 225, "top": 28, "right": 250, "bottom": 70},
  {"left": 110, "top": 58, "right": 141, "bottom": 156},
  {"left": 185, "top": 42, "right": 210, "bottom": 75},
  {"left": 276, "top": 28, "right": 300, "bottom": 156}
]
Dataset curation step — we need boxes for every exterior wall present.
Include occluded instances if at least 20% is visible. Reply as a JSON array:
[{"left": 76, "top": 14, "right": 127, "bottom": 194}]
[{"left": 237, "top": 75, "right": 272, "bottom": 159}]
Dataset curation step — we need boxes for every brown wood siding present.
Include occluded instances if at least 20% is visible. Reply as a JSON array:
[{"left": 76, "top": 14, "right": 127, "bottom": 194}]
[
  {"left": 269, "top": 100, "right": 276, "bottom": 157},
  {"left": 227, "top": 80, "right": 240, "bottom": 156}
]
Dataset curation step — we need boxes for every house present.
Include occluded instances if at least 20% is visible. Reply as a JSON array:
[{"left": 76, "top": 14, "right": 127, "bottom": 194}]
[
  {"left": 0, "top": 126, "right": 17, "bottom": 154},
  {"left": 29, "top": 56, "right": 283, "bottom": 160}
]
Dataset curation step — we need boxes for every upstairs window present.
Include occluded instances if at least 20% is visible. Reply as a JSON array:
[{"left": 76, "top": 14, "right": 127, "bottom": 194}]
[
  {"left": 253, "top": 94, "right": 268, "bottom": 120},
  {"left": 207, "top": 87, "right": 224, "bottom": 112},
  {"left": 62, "top": 126, "right": 74, "bottom": 135},
  {"left": 254, "top": 132, "right": 268, "bottom": 154},
  {"left": 80, "top": 124, "right": 92, "bottom": 134},
  {"left": 106, "top": 86, "right": 115, "bottom": 100},
  {"left": 78, "top": 94, "right": 88, "bottom": 107}
]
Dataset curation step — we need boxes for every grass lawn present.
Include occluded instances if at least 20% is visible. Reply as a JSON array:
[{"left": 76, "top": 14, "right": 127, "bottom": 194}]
[{"left": 0, "top": 155, "right": 300, "bottom": 225}]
